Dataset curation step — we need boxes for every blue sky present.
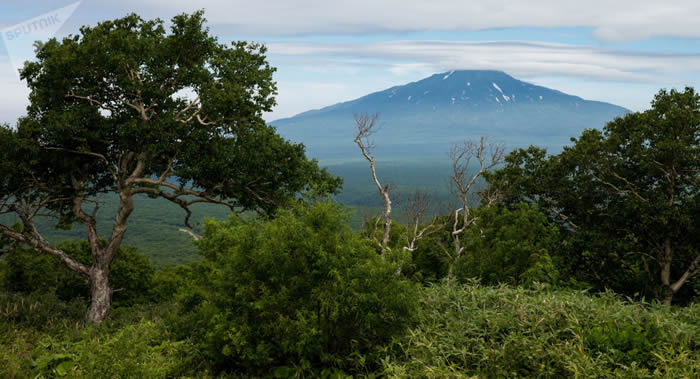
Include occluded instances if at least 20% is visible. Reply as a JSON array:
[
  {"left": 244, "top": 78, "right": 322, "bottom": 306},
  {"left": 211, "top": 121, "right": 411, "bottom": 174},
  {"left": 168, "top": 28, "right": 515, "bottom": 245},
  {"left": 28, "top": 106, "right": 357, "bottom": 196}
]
[{"left": 1, "top": 0, "right": 699, "bottom": 124}]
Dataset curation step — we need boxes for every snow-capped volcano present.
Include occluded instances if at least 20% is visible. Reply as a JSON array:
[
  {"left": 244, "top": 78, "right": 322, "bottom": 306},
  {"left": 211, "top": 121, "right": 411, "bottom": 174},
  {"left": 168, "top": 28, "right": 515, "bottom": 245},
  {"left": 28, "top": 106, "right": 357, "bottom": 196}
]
[{"left": 272, "top": 70, "right": 629, "bottom": 159}]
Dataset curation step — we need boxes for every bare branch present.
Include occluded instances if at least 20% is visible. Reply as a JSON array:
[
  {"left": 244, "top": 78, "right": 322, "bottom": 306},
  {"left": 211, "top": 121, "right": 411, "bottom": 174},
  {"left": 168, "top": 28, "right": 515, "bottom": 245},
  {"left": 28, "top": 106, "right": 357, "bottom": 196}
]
[
  {"left": 71, "top": 176, "right": 101, "bottom": 252},
  {"left": 592, "top": 173, "right": 648, "bottom": 202},
  {"left": 353, "top": 112, "right": 392, "bottom": 255},
  {"left": 178, "top": 228, "right": 202, "bottom": 241},
  {"left": 550, "top": 208, "right": 578, "bottom": 230},
  {"left": 65, "top": 91, "right": 117, "bottom": 113},
  {"left": 400, "top": 190, "right": 445, "bottom": 252},
  {"left": 174, "top": 95, "right": 201, "bottom": 120},
  {"left": 446, "top": 137, "right": 505, "bottom": 278},
  {"left": 671, "top": 253, "right": 700, "bottom": 293}
]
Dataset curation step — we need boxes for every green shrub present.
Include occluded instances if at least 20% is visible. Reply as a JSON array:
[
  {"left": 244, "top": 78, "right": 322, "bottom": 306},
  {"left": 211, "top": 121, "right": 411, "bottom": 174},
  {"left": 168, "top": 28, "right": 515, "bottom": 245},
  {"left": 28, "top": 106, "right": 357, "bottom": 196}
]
[
  {"left": 0, "top": 292, "right": 86, "bottom": 331},
  {"left": 182, "top": 201, "right": 420, "bottom": 375},
  {"left": 585, "top": 317, "right": 663, "bottom": 366},
  {"left": 382, "top": 282, "right": 699, "bottom": 378},
  {"left": 0, "top": 297, "right": 200, "bottom": 379},
  {"left": 150, "top": 264, "right": 195, "bottom": 303},
  {"left": 30, "top": 319, "right": 196, "bottom": 378},
  {"left": 456, "top": 203, "right": 561, "bottom": 285},
  {"left": 0, "top": 240, "right": 155, "bottom": 307}
]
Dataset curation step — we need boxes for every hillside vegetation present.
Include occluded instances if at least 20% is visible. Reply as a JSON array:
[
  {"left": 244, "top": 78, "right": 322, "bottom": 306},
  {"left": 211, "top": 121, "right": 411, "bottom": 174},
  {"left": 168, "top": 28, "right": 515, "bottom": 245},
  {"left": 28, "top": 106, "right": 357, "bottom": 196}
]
[
  {"left": 1, "top": 283, "right": 697, "bottom": 378},
  {"left": 0, "top": 11, "right": 697, "bottom": 378}
]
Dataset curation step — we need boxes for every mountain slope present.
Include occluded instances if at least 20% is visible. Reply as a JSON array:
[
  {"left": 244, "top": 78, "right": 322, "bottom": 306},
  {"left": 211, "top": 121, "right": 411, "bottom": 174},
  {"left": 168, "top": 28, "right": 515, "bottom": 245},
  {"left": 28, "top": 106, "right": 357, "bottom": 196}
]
[{"left": 272, "top": 70, "right": 629, "bottom": 159}]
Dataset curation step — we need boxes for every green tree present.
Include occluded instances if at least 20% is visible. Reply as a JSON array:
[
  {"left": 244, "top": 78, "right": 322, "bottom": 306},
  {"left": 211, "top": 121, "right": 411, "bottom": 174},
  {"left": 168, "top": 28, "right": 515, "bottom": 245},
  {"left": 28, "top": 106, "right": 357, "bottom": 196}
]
[
  {"left": 1, "top": 240, "right": 155, "bottom": 307},
  {"left": 179, "top": 202, "right": 418, "bottom": 375},
  {"left": 487, "top": 88, "right": 699, "bottom": 304},
  {"left": 456, "top": 203, "right": 560, "bottom": 286},
  {"left": 0, "top": 12, "right": 339, "bottom": 323}
]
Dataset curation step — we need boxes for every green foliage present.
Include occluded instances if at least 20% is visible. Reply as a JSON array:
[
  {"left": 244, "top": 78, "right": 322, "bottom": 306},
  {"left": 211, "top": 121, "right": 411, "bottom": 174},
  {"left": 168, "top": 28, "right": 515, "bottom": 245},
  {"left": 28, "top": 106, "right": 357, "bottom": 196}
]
[
  {"left": 180, "top": 201, "right": 419, "bottom": 375},
  {"left": 0, "top": 292, "right": 87, "bottom": 332},
  {"left": 9, "top": 11, "right": 340, "bottom": 220},
  {"left": 585, "top": 317, "right": 663, "bottom": 365},
  {"left": 1, "top": 282, "right": 697, "bottom": 377},
  {"left": 0, "top": 295, "right": 201, "bottom": 379},
  {"left": 409, "top": 233, "right": 450, "bottom": 283},
  {"left": 1, "top": 11, "right": 340, "bottom": 322},
  {"left": 0, "top": 240, "right": 155, "bottom": 307},
  {"left": 487, "top": 88, "right": 700, "bottom": 304},
  {"left": 382, "top": 282, "right": 700, "bottom": 378},
  {"left": 456, "top": 203, "right": 560, "bottom": 285},
  {"left": 150, "top": 264, "right": 196, "bottom": 303}
]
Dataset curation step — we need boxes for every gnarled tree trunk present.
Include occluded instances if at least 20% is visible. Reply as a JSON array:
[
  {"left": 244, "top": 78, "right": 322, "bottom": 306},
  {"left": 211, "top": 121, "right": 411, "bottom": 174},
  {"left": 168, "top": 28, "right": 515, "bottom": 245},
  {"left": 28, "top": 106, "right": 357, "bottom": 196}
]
[{"left": 87, "top": 264, "right": 112, "bottom": 323}]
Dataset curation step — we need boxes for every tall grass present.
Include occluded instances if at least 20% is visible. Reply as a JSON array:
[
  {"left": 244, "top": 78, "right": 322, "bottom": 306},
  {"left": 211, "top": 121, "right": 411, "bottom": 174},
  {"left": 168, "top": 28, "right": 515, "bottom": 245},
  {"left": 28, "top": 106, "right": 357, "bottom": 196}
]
[
  {"left": 2, "top": 283, "right": 697, "bottom": 378},
  {"left": 381, "top": 281, "right": 699, "bottom": 378},
  {"left": 0, "top": 293, "right": 202, "bottom": 378}
]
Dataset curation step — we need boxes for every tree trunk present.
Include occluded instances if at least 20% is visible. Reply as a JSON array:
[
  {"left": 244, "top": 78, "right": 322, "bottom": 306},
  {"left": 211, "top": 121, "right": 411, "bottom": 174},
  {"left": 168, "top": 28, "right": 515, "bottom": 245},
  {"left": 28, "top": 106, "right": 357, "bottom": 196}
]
[
  {"left": 86, "top": 265, "right": 112, "bottom": 324},
  {"left": 659, "top": 238, "right": 674, "bottom": 306},
  {"left": 662, "top": 286, "right": 674, "bottom": 306}
]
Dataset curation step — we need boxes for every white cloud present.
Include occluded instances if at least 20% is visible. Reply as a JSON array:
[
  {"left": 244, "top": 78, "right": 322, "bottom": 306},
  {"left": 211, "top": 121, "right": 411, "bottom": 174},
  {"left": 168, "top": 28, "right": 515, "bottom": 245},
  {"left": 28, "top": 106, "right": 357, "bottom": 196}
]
[
  {"left": 103, "top": 0, "right": 700, "bottom": 42},
  {"left": 266, "top": 40, "right": 700, "bottom": 84},
  {"left": 261, "top": 40, "right": 700, "bottom": 118},
  {"left": 0, "top": 58, "right": 29, "bottom": 124}
]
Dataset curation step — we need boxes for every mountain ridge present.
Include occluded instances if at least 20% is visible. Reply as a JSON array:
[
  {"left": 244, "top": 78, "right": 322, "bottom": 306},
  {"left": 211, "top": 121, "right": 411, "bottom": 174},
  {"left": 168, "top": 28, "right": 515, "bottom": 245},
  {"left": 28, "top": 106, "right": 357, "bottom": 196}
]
[{"left": 272, "top": 70, "right": 630, "bottom": 159}]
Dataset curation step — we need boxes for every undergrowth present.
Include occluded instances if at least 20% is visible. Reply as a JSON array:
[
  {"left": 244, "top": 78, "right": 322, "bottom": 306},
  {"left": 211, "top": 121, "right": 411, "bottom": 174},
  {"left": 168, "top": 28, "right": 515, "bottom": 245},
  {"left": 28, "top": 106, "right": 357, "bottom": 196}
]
[
  {"left": 381, "top": 281, "right": 699, "bottom": 378},
  {"left": 1, "top": 283, "right": 698, "bottom": 378}
]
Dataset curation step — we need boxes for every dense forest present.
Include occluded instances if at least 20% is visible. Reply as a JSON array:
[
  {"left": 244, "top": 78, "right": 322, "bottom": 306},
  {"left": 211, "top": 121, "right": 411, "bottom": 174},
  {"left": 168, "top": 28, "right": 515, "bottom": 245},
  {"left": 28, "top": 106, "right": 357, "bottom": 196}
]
[{"left": 0, "top": 12, "right": 698, "bottom": 378}]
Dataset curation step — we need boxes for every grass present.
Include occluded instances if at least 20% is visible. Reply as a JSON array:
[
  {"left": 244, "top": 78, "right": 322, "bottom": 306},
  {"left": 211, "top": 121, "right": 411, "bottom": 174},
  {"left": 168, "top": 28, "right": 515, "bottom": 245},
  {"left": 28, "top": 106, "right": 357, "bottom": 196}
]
[
  {"left": 2, "top": 283, "right": 697, "bottom": 378},
  {"left": 381, "top": 281, "right": 699, "bottom": 378},
  {"left": 0, "top": 292, "right": 206, "bottom": 378}
]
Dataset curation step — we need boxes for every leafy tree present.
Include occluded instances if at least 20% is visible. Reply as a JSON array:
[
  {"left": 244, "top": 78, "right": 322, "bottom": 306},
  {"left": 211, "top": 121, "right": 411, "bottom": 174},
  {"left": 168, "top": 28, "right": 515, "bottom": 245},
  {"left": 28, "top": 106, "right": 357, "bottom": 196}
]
[
  {"left": 487, "top": 88, "right": 699, "bottom": 304},
  {"left": 179, "top": 201, "right": 418, "bottom": 375},
  {"left": 0, "top": 12, "right": 339, "bottom": 323},
  {"left": 1, "top": 240, "right": 154, "bottom": 307},
  {"left": 455, "top": 203, "right": 560, "bottom": 286}
]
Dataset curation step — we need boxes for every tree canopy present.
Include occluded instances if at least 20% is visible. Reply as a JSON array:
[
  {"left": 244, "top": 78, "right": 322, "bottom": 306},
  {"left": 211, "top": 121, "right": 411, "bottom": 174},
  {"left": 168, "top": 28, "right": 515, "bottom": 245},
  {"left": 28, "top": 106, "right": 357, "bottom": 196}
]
[
  {"left": 0, "top": 11, "right": 340, "bottom": 323},
  {"left": 487, "top": 88, "right": 699, "bottom": 304}
]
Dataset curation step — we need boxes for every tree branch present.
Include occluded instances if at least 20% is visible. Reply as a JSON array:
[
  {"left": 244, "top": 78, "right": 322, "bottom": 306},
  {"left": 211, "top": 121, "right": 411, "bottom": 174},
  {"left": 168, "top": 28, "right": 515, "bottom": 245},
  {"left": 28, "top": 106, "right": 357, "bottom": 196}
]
[
  {"left": 65, "top": 91, "right": 117, "bottom": 113},
  {"left": 0, "top": 224, "right": 89, "bottom": 277},
  {"left": 671, "top": 253, "right": 700, "bottom": 293},
  {"left": 354, "top": 113, "right": 392, "bottom": 255},
  {"left": 45, "top": 147, "right": 118, "bottom": 182},
  {"left": 592, "top": 173, "right": 648, "bottom": 202}
]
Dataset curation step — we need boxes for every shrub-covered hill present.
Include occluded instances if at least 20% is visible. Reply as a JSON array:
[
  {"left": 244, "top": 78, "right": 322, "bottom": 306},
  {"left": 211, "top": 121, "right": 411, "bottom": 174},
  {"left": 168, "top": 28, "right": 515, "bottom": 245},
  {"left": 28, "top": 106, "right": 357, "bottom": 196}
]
[{"left": 1, "top": 283, "right": 697, "bottom": 378}]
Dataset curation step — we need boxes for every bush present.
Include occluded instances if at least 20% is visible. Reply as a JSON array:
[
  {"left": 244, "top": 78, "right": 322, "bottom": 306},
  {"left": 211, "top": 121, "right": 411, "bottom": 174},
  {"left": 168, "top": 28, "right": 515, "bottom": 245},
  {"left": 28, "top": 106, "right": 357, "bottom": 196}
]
[
  {"left": 0, "top": 240, "right": 155, "bottom": 307},
  {"left": 585, "top": 317, "right": 663, "bottom": 365},
  {"left": 0, "top": 295, "right": 200, "bottom": 379},
  {"left": 382, "top": 282, "right": 699, "bottom": 378},
  {"left": 456, "top": 203, "right": 561, "bottom": 285},
  {"left": 150, "top": 264, "right": 195, "bottom": 303},
  {"left": 181, "top": 201, "right": 420, "bottom": 375}
]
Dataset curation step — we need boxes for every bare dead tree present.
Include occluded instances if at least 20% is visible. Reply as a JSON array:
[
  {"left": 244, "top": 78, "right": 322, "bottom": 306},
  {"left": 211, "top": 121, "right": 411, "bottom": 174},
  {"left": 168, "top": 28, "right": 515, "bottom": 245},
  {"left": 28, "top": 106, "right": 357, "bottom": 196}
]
[
  {"left": 446, "top": 137, "right": 505, "bottom": 278},
  {"left": 353, "top": 113, "right": 392, "bottom": 256},
  {"left": 400, "top": 189, "right": 445, "bottom": 252}
]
